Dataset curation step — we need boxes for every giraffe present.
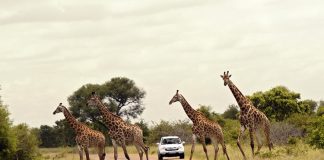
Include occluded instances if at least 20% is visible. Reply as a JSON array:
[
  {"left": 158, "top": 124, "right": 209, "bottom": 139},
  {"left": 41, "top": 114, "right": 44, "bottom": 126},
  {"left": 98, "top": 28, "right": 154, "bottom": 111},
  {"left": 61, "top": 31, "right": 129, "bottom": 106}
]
[
  {"left": 53, "top": 103, "right": 106, "bottom": 160},
  {"left": 87, "top": 92, "right": 149, "bottom": 160},
  {"left": 169, "top": 90, "right": 230, "bottom": 160},
  {"left": 220, "top": 71, "right": 273, "bottom": 159}
]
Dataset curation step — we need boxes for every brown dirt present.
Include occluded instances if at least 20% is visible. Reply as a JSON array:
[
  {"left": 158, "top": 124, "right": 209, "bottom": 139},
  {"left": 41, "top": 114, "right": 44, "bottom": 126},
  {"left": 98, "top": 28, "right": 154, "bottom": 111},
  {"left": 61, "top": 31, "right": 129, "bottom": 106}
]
[{"left": 86, "top": 153, "right": 180, "bottom": 160}]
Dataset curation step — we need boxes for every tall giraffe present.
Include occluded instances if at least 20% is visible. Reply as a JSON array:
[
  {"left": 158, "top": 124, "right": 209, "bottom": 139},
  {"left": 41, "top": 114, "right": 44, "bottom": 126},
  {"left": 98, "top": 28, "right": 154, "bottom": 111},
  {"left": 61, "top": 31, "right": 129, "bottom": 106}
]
[
  {"left": 169, "top": 90, "right": 230, "bottom": 160},
  {"left": 87, "top": 92, "right": 149, "bottom": 160},
  {"left": 53, "top": 103, "right": 106, "bottom": 160},
  {"left": 220, "top": 71, "right": 273, "bottom": 159}
]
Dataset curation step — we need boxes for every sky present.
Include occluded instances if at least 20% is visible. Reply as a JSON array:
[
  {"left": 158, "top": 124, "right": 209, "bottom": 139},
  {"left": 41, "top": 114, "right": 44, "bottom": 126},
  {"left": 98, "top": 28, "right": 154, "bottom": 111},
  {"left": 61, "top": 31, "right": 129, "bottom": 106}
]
[{"left": 0, "top": 0, "right": 323, "bottom": 128}]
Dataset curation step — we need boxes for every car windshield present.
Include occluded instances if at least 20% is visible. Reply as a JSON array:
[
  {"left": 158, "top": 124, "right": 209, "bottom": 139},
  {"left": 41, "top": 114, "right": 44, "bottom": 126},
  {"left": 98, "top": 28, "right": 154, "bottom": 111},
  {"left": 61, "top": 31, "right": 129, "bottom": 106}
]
[{"left": 161, "top": 138, "right": 181, "bottom": 145}]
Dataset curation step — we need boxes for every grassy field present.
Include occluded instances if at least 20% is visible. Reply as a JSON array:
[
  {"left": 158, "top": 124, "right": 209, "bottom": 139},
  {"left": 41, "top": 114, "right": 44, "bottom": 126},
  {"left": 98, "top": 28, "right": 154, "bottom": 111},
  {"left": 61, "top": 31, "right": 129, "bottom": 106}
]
[{"left": 40, "top": 143, "right": 324, "bottom": 160}]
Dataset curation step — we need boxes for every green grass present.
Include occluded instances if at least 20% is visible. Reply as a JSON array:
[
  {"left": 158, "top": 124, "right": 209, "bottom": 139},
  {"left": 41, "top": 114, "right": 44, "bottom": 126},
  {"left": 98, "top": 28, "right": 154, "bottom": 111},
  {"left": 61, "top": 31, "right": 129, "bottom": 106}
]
[{"left": 40, "top": 143, "right": 324, "bottom": 160}]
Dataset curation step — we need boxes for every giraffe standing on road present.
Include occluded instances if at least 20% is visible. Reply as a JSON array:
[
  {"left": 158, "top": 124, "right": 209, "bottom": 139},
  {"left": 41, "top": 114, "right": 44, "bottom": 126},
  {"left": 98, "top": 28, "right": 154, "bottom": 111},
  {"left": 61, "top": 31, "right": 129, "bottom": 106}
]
[
  {"left": 87, "top": 92, "right": 149, "bottom": 160},
  {"left": 169, "top": 90, "right": 230, "bottom": 160},
  {"left": 53, "top": 103, "right": 106, "bottom": 160},
  {"left": 221, "top": 71, "right": 273, "bottom": 159}
]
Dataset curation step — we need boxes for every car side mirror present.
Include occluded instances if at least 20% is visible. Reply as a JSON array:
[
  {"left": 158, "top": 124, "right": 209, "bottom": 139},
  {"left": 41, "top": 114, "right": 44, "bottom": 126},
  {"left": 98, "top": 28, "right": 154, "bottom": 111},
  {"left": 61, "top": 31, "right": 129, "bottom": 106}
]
[
  {"left": 182, "top": 141, "right": 185, "bottom": 144},
  {"left": 156, "top": 143, "right": 160, "bottom": 145}
]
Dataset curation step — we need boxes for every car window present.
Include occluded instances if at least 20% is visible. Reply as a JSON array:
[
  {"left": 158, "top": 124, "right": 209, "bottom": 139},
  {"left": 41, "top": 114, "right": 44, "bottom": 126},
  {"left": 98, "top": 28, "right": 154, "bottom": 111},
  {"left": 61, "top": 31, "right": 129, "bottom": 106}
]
[{"left": 161, "top": 138, "right": 181, "bottom": 145}]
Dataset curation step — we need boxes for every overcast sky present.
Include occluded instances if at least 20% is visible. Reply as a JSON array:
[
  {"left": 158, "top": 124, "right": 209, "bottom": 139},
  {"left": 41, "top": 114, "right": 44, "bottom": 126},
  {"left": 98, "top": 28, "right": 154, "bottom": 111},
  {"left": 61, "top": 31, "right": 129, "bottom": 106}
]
[{"left": 0, "top": 0, "right": 323, "bottom": 127}]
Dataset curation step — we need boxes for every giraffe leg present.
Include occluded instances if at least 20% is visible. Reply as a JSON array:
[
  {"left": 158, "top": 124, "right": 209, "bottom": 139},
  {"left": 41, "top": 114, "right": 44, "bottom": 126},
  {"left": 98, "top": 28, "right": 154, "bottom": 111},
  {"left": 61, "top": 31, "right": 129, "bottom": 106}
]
[
  {"left": 237, "top": 126, "right": 247, "bottom": 160},
  {"left": 136, "top": 140, "right": 149, "bottom": 160},
  {"left": 255, "top": 129, "right": 263, "bottom": 153},
  {"left": 135, "top": 143, "right": 144, "bottom": 160},
  {"left": 120, "top": 141, "right": 130, "bottom": 160},
  {"left": 84, "top": 147, "right": 90, "bottom": 160},
  {"left": 249, "top": 128, "right": 255, "bottom": 157},
  {"left": 97, "top": 141, "right": 106, "bottom": 160},
  {"left": 211, "top": 138, "right": 219, "bottom": 160},
  {"left": 189, "top": 134, "right": 197, "bottom": 160},
  {"left": 199, "top": 136, "right": 209, "bottom": 160},
  {"left": 112, "top": 139, "right": 118, "bottom": 160},
  {"left": 221, "top": 141, "right": 230, "bottom": 160},
  {"left": 77, "top": 145, "right": 84, "bottom": 160}
]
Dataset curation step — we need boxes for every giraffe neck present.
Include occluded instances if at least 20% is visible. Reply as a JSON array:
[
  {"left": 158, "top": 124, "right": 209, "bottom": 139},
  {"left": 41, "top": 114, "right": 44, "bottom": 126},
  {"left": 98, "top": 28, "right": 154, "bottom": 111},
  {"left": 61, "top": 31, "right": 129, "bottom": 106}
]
[
  {"left": 62, "top": 107, "right": 83, "bottom": 133},
  {"left": 227, "top": 80, "right": 251, "bottom": 111},
  {"left": 178, "top": 94, "right": 199, "bottom": 122},
  {"left": 95, "top": 99, "right": 121, "bottom": 127}
]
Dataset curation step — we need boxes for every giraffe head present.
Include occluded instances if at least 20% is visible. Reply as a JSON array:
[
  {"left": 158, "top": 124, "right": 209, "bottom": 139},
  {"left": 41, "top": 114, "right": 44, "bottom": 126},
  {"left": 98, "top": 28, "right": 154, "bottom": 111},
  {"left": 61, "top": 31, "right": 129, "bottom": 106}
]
[
  {"left": 87, "top": 91, "right": 100, "bottom": 107},
  {"left": 169, "top": 90, "right": 181, "bottom": 105},
  {"left": 53, "top": 103, "right": 65, "bottom": 115},
  {"left": 220, "top": 71, "right": 232, "bottom": 86}
]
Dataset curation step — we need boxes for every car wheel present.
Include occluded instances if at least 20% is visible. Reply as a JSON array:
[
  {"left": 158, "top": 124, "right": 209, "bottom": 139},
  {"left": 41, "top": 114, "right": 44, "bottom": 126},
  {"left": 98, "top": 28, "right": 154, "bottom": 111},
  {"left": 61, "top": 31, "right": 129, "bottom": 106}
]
[
  {"left": 180, "top": 153, "right": 184, "bottom": 159},
  {"left": 158, "top": 154, "right": 163, "bottom": 160}
]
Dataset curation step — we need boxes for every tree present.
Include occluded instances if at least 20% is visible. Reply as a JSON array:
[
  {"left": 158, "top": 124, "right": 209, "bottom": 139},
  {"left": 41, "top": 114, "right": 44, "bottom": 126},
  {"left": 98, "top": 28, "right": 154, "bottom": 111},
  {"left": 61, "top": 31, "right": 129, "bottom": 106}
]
[
  {"left": 68, "top": 84, "right": 103, "bottom": 124},
  {"left": 222, "top": 104, "right": 239, "bottom": 119},
  {"left": 102, "top": 77, "right": 146, "bottom": 119},
  {"left": 299, "top": 99, "right": 318, "bottom": 114},
  {"left": 39, "top": 125, "right": 56, "bottom": 147},
  {"left": 248, "top": 86, "right": 313, "bottom": 121},
  {"left": 38, "top": 121, "right": 76, "bottom": 148},
  {"left": 12, "top": 124, "right": 40, "bottom": 160},
  {"left": 68, "top": 77, "right": 146, "bottom": 128},
  {"left": 0, "top": 94, "right": 16, "bottom": 159}
]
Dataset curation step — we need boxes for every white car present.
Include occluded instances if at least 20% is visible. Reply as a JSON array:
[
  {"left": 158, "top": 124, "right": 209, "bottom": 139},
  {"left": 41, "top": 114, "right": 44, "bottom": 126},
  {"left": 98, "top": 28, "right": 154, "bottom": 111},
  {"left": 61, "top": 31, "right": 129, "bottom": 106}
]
[{"left": 157, "top": 136, "right": 185, "bottom": 160}]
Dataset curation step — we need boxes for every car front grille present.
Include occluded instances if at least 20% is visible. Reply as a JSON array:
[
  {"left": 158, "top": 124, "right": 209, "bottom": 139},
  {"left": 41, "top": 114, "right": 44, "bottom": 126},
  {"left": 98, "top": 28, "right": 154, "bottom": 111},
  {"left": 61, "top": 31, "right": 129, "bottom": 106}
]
[{"left": 165, "top": 147, "right": 178, "bottom": 151}]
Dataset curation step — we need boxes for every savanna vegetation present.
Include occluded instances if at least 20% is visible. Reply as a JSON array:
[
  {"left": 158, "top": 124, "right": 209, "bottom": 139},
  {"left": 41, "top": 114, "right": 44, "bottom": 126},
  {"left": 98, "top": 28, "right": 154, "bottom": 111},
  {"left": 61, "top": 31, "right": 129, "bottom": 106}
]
[{"left": 1, "top": 78, "right": 324, "bottom": 159}]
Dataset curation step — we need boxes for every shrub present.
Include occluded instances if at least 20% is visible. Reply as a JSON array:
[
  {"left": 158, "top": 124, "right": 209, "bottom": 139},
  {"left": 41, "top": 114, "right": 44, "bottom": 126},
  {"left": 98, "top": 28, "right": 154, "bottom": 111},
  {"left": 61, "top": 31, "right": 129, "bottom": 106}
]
[
  {"left": 270, "top": 122, "right": 303, "bottom": 145},
  {"left": 317, "top": 106, "right": 324, "bottom": 116},
  {"left": 222, "top": 119, "right": 240, "bottom": 144},
  {"left": 308, "top": 116, "right": 324, "bottom": 149},
  {"left": 148, "top": 120, "right": 192, "bottom": 144},
  {"left": 12, "top": 123, "right": 41, "bottom": 160}
]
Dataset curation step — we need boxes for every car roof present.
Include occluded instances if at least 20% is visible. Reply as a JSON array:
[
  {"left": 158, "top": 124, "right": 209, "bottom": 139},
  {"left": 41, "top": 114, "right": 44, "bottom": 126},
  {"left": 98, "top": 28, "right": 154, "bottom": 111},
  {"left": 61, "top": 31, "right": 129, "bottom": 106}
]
[{"left": 161, "top": 136, "right": 180, "bottom": 139}]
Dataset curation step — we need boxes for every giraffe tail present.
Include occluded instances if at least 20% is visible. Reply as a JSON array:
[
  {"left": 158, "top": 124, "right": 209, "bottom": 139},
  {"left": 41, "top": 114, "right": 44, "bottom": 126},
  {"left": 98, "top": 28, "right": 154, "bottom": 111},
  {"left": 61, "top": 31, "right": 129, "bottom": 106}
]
[{"left": 265, "top": 121, "right": 274, "bottom": 150}]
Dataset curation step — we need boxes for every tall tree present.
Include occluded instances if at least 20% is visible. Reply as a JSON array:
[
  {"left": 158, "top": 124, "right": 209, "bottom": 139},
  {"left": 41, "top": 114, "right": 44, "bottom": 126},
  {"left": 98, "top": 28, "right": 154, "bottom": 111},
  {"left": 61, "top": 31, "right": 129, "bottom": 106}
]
[
  {"left": 0, "top": 92, "right": 16, "bottom": 159},
  {"left": 102, "top": 77, "right": 146, "bottom": 119},
  {"left": 68, "top": 77, "right": 145, "bottom": 129}
]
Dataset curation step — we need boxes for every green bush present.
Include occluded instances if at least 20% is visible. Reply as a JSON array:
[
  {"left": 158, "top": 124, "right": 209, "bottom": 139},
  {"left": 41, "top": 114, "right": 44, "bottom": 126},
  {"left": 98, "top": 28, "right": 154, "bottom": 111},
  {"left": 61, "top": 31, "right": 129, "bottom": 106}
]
[
  {"left": 12, "top": 124, "right": 41, "bottom": 160},
  {"left": 317, "top": 106, "right": 324, "bottom": 116},
  {"left": 222, "top": 119, "right": 240, "bottom": 144},
  {"left": 308, "top": 116, "right": 324, "bottom": 149},
  {"left": 148, "top": 120, "right": 192, "bottom": 144}
]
